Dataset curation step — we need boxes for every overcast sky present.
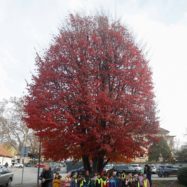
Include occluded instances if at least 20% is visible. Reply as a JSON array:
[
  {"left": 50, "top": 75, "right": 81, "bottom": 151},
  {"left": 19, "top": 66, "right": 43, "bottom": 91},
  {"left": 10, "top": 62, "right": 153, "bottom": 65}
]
[{"left": 0, "top": 0, "right": 187, "bottom": 146}]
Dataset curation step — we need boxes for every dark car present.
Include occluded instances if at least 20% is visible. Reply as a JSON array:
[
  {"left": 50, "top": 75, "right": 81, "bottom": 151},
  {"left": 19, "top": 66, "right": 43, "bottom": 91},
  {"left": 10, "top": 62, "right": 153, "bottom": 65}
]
[
  {"left": 0, "top": 165, "right": 13, "bottom": 187},
  {"left": 69, "top": 167, "right": 84, "bottom": 177},
  {"left": 24, "top": 163, "right": 33, "bottom": 167},
  {"left": 113, "top": 164, "right": 136, "bottom": 174},
  {"left": 157, "top": 165, "right": 178, "bottom": 177}
]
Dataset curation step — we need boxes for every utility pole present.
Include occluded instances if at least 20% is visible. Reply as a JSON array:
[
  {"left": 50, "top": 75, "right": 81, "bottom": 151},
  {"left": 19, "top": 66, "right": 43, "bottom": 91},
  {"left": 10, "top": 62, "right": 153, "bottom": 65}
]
[
  {"left": 21, "top": 156, "right": 24, "bottom": 184},
  {"left": 37, "top": 138, "right": 42, "bottom": 187},
  {"left": 21, "top": 135, "right": 28, "bottom": 184}
]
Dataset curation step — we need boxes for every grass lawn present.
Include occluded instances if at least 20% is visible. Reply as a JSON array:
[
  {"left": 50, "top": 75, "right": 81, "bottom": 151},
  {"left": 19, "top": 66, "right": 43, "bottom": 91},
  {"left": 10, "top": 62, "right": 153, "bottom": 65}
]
[{"left": 153, "top": 180, "right": 186, "bottom": 187}]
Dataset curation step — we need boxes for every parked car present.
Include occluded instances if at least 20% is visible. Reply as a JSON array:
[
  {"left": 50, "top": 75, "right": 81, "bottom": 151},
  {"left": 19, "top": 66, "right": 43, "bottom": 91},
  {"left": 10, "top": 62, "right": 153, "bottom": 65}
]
[
  {"left": 24, "top": 163, "right": 33, "bottom": 167},
  {"left": 51, "top": 165, "right": 61, "bottom": 173},
  {"left": 69, "top": 167, "right": 84, "bottom": 177},
  {"left": 130, "top": 164, "right": 143, "bottom": 173},
  {"left": 113, "top": 164, "right": 136, "bottom": 174},
  {"left": 50, "top": 162, "right": 67, "bottom": 174},
  {"left": 150, "top": 165, "right": 157, "bottom": 174},
  {"left": 13, "top": 163, "right": 24, "bottom": 168},
  {"left": 103, "top": 164, "right": 114, "bottom": 172},
  {"left": 0, "top": 165, "right": 13, "bottom": 187},
  {"left": 157, "top": 165, "right": 178, "bottom": 177},
  {"left": 60, "top": 164, "right": 67, "bottom": 173}
]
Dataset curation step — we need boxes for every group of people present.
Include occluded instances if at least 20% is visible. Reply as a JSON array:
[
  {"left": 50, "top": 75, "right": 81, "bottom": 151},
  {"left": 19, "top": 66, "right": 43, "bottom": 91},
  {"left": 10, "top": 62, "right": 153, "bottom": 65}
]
[
  {"left": 69, "top": 166, "right": 152, "bottom": 187},
  {"left": 39, "top": 164, "right": 152, "bottom": 187}
]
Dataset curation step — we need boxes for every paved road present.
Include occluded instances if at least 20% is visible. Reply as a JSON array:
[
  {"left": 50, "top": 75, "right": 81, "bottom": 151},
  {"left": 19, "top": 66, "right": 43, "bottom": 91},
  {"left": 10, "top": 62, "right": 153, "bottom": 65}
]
[
  {"left": 10, "top": 167, "right": 177, "bottom": 186},
  {"left": 13, "top": 184, "right": 36, "bottom": 187},
  {"left": 10, "top": 167, "right": 67, "bottom": 186},
  {"left": 11, "top": 167, "right": 38, "bottom": 185}
]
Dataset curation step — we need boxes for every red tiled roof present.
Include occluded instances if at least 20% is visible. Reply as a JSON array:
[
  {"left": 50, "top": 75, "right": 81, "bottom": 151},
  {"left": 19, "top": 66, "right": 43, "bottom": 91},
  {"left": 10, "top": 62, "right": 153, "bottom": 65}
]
[{"left": 0, "top": 144, "right": 12, "bottom": 158}]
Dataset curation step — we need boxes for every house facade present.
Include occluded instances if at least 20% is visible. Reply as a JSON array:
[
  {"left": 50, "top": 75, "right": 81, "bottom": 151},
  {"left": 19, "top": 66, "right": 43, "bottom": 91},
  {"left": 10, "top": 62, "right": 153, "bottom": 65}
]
[
  {"left": 134, "top": 127, "right": 175, "bottom": 163},
  {"left": 0, "top": 144, "right": 13, "bottom": 166},
  {"left": 158, "top": 127, "right": 175, "bottom": 151}
]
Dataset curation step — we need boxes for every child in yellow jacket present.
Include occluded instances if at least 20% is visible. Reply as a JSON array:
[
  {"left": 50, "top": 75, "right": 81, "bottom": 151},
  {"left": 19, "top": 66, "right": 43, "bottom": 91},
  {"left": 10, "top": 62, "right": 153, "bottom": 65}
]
[
  {"left": 53, "top": 173, "right": 62, "bottom": 187},
  {"left": 143, "top": 176, "right": 150, "bottom": 187}
]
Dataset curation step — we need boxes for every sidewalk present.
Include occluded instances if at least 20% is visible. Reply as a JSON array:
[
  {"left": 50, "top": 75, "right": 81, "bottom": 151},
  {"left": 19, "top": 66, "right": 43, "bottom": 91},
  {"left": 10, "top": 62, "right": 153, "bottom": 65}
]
[{"left": 14, "top": 184, "right": 36, "bottom": 187}]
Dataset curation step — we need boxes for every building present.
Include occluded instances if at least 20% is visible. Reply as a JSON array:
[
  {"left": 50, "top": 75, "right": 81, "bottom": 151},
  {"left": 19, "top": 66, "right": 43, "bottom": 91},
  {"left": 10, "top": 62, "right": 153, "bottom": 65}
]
[
  {"left": 134, "top": 127, "right": 175, "bottom": 163},
  {"left": 0, "top": 144, "right": 13, "bottom": 166},
  {"left": 157, "top": 127, "right": 175, "bottom": 151}
]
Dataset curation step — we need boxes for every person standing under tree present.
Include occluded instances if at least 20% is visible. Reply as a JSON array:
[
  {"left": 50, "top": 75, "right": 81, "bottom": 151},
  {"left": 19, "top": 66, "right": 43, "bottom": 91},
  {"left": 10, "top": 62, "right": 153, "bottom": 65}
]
[
  {"left": 144, "top": 165, "right": 152, "bottom": 187},
  {"left": 143, "top": 176, "right": 150, "bottom": 187},
  {"left": 4, "top": 162, "right": 8, "bottom": 168},
  {"left": 40, "top": 164, "right": 53, "bottom": 187}
]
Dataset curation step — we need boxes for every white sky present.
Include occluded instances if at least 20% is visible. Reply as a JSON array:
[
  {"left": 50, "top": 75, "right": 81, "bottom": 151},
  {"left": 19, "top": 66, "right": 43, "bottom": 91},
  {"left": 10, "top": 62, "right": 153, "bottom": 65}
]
[{"left": 0, "top": 0, "right": 187, "bottom": 145}]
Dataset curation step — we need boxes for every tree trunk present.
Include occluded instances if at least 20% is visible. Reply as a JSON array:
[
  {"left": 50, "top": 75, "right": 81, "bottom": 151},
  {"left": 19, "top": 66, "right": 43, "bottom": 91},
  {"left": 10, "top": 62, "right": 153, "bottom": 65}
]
[
  {"left": 97, "top": 156, "right": 104, "bottom": 173},
  {"left": 82, "top": 155, "right": 105, "bottom": 175},
  {"left": 82, "top": 155, "right": 91, "bottom": 173}
]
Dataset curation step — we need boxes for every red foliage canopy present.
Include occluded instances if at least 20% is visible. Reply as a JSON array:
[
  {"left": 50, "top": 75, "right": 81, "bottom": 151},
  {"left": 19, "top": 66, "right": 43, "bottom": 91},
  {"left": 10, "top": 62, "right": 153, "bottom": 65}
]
[{"left": 24, "top": 14, "right": 158, "bottom": 170}]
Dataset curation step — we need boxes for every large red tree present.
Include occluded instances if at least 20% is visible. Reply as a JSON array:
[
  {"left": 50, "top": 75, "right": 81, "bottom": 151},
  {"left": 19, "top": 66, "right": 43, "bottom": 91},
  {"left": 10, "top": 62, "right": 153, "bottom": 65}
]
[{"left": 24, "top": 14, "right": 158, "bottom": 173}]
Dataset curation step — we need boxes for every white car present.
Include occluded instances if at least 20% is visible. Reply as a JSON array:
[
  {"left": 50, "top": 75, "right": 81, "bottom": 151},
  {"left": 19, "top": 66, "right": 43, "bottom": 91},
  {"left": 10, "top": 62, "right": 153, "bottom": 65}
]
[
  {"left": 13, "top": 163, "right": 24, "bottom": 168},
  {"left": 130, "top": 164, "right": 143, "bottom": 172},
  {"left": 0, "top": 165, "right": 13, "bottom": 186},
  {"left": 150, "top": 165, "right": 157, "bottom": 174},
  {"left": 104, "top": 164, "right": 114, "bottom": 172}
]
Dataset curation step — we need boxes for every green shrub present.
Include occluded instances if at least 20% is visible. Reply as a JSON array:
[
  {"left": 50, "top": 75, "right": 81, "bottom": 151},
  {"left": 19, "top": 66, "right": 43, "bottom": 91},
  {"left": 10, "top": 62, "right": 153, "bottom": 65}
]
[{"left": 178, "top": 167, "right": 187, "bottom": 185}]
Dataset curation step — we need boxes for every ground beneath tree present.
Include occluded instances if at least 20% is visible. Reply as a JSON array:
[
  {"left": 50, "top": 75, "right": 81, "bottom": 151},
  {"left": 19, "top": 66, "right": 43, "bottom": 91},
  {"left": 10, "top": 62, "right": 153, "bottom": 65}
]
[
  {"left": 14, "top": 181, "right": 185, "bottom": 187},
  {"left": 153, "top": 180, "right": 185, "bottom": 187}
]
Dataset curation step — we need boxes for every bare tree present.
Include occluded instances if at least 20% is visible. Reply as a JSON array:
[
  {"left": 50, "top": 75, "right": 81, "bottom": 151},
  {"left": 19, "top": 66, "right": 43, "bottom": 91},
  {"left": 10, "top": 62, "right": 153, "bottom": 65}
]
[{"left": 0, "top": 97, "right": 38, "bottom": 155}]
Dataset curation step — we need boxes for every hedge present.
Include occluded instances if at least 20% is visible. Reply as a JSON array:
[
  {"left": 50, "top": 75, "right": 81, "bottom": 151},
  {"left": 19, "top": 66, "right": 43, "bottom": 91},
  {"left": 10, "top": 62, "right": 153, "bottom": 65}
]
[{"left": 178, "top": 167, "right": 187, "bottom": 185}]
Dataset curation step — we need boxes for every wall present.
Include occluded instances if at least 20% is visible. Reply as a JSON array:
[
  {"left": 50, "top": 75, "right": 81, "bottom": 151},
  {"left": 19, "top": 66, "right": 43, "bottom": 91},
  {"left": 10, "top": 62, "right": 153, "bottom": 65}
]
[{"left": 0, "top": 156, "right": 12, "bottom": 166}]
